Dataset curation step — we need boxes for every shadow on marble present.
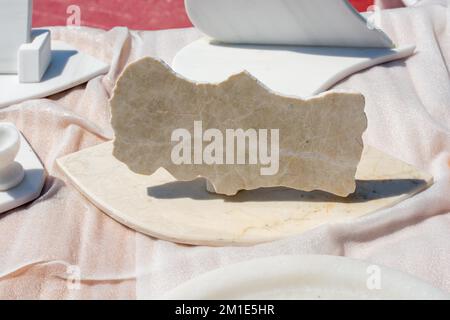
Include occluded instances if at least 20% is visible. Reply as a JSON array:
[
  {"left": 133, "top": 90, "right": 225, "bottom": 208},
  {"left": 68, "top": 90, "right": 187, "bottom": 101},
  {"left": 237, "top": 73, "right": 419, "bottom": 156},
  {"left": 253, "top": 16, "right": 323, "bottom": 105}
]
[
  {"left": 209, "top": 41, "right": 401, "bottom": 59},
  {"left": 5, "top": 168, "right": 42, "bottom": 197},
  {"left": 147, "top": 178, "right": 427, "bottom": 203},
  {"left": 41, "top": 50, "right": 78, "bottom": 81}
]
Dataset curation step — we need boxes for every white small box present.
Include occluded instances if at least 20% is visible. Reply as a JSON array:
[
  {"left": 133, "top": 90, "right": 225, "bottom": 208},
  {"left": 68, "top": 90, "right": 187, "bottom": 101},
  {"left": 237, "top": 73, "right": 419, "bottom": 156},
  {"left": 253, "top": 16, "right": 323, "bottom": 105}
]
[
  {"left": 0, "top": 0, "right": 32, "bottom": 74},
  {"left": 18, "top": 29, "right": 51, "bottom": 83}
]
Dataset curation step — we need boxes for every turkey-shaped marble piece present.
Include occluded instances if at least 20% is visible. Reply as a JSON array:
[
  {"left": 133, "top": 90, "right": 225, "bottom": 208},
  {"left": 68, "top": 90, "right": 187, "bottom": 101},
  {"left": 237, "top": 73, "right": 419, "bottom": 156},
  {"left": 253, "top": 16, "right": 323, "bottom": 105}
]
[
  {"left": 173, "top": 39, "right": 415, "bottom": 99},
  {"left": 111, "top": 58, "right": 367, "bottom": 197}
]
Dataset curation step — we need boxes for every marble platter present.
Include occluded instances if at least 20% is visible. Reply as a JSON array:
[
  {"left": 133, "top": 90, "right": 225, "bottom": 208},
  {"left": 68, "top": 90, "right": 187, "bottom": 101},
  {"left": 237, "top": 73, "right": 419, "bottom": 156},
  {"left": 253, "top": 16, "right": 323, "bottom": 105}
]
[
  {"left": 0, "top": 133, "right": 45, "bottom": 214},
  {"left": 165, "top": 255, "right": 450, "bottom": 300},
  {"left": 57, "top": 142, "right": 433, "bottom": 246},
  {"left": 0, "top": 40, "right": 109, "bottom": 109}
]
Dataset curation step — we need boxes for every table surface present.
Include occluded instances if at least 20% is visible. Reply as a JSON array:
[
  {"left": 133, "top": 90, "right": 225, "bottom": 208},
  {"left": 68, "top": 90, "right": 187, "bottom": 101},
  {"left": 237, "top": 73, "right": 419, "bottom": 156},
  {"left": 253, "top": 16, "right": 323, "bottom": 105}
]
[
  {"left": 32, "top": 0, "right": 374, "bottom": 30},
  {"left": 2, "top": 1, "right": 450, "bottom": 299}
]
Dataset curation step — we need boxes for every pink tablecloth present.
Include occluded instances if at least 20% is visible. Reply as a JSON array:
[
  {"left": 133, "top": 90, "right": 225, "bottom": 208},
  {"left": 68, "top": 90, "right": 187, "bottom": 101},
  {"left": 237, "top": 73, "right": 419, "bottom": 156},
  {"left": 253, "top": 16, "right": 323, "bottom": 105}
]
[
  {"left": 0, "top": 1, "right": 449, "bottom": 299},
  {"left": 31, "top": 0, "right": 375, "bottom": 30}
]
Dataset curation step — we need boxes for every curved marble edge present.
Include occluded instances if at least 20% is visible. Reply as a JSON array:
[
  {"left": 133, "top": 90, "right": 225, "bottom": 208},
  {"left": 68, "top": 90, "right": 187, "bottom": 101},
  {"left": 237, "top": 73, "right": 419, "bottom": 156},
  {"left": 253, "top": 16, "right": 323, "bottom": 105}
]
[
  {"left": 185, "top": 0, "right": 395, "bottom": 48},
  {"left": 164, "top": 255, "right": 450, "bottom": 300}
]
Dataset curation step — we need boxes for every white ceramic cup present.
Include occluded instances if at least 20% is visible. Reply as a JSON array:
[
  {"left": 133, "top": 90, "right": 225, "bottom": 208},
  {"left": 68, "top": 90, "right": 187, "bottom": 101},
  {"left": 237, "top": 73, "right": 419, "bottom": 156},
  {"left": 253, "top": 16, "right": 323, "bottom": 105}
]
[{"left": 0, "top": 123, "right": 25, "bottom": 191}]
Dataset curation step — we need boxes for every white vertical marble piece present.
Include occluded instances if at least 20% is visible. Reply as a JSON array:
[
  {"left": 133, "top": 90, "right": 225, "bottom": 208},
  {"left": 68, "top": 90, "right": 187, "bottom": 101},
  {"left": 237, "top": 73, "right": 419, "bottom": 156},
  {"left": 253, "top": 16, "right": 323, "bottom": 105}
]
[
  {"left": 18, "top": 29, "right": 52, "bottom": 83},
  {"left": 165, "top": 255, "right": 450, "bottom": 299},
  {"left": 185, "top": 0, "right": 394, "bottom": 47},
  {"left": 0, "top": 0, "right": 32, "bottom": 74}
]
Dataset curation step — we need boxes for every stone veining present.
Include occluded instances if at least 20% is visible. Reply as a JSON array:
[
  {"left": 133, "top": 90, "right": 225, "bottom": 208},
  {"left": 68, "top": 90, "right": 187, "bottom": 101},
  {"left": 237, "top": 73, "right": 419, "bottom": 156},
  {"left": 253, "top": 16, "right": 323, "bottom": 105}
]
[{"left": 110, "top": 57, "right": 368, "bottom": 196}]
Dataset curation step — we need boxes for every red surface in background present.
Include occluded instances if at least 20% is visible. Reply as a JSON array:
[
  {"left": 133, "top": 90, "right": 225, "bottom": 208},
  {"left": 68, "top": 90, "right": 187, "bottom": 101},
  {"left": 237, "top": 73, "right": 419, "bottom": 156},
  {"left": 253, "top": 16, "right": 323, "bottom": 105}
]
[{"left": 33, "top": 0, "right": 374, "bottom": 30}]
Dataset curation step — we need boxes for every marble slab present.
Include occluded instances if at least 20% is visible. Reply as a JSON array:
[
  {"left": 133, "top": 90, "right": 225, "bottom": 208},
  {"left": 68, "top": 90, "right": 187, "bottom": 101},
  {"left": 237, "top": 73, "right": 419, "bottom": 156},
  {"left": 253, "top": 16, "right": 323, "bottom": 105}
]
[
  {"left": 0, "top": 40, "right": 109, "bottom": 109},
  {"left": 57, "top": 142, "right": 433, "bottom": 246},
  {"left": 111, "top": 58, "right": 368, "bottom": 197},
  {"left": 18, "top": 29, "right": 52, "bottom": 83},
  {"left": 0, "top": 132, "right": 46, "bottom": 214},
  {"left": 173, "top": 38, "right": 415, "bottom": 98},
  {"left": 185, "top": 0, "right": 394, "bottom": 47}
]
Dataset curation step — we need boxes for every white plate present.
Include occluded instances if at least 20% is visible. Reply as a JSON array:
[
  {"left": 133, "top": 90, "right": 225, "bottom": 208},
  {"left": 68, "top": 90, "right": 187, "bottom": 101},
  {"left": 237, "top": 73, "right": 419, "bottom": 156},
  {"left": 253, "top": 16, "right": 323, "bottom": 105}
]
[
  {"left": 0, "top": 133, "right": 45, "bottom": 214},
  {"left": 0, "top": 40, "right": 109, "bottom": 108},
  {"left": 173, "top": 38, "right": 415, "bottom": 98},
  {"left": 165, "top": 255, "right": 450, "bottom": 300},
  {"left": 185, "top": 0, "right": 393, "bottom": 47}
]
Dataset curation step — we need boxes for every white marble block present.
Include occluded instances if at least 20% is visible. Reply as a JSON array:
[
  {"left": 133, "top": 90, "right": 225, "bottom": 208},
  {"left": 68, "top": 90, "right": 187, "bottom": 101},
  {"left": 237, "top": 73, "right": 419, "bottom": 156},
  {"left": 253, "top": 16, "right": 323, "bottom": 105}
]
[
  {"left": 0, "top": 0, "right": 32, "bottom": 74},
  {"left": 18, "top": 29, "right": 51, "bottom": 83}
]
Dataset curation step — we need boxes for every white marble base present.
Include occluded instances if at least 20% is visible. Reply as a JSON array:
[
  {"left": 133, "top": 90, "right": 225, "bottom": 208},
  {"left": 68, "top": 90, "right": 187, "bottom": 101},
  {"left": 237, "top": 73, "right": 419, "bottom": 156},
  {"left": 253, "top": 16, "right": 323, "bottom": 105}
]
[
  {"left": 57, "top": 142, "right": 433, "bottom": 246},
  {"left": 0, "top": 132, "right": 45, "bottom": 214},
  {"left": 0, "top": 40, "right": 109, "bottom": 108}
]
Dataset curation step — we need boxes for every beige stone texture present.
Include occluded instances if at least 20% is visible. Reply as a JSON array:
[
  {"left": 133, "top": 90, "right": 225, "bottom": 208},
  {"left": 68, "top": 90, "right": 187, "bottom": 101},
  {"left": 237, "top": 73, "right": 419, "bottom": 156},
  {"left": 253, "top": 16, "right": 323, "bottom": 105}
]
[{"left": 111, "top": 57, "right": 368, "bottom": 196}]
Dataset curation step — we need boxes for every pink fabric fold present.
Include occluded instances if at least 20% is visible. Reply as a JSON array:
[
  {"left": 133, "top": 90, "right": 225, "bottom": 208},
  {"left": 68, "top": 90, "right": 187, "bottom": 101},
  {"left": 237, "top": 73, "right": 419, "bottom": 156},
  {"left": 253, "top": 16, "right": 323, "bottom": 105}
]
[{"left": 0, "top": 1, "right": 449, "bottom": 299}]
